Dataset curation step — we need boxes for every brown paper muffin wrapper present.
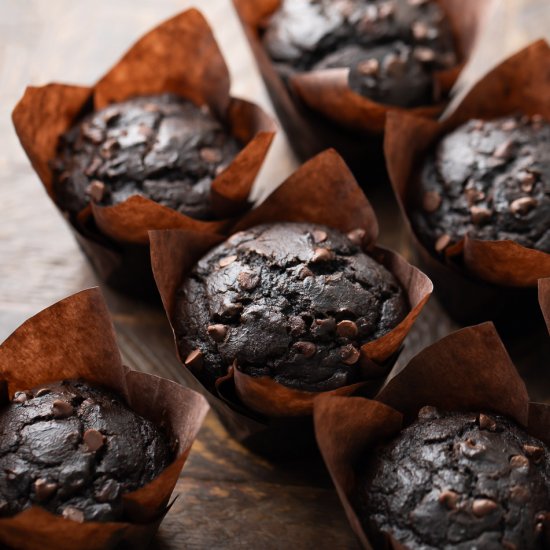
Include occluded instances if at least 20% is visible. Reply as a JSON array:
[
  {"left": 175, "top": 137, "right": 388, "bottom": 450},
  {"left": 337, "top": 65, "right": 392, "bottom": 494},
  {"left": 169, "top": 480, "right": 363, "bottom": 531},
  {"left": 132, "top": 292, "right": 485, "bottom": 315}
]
[
  {"left": 539, "top": 278, "right": 550, "bottom": 334},
  {"left": 150, "top": 149, "right": 432, "bottom": 457},
  {"left": 232, "top": 0, "right": 492, "bottom": 180},
  {"left": 313, "top": 321, "right": 550, "bottom": 549},
  {"left": 12, "top": 9, "right": 276, "bottom": 299},
  {"left": 385, "top": 40, "right": 550, "bottom": 328},
  {"left": 0, "top": 288, "right": 209, "bottom": 550}
]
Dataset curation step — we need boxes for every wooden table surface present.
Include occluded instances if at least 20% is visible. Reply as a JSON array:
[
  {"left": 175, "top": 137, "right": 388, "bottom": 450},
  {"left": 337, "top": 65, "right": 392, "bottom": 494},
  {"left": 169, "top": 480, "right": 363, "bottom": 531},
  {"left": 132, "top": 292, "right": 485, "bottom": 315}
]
[{"left": 0, "top": 1, "right": 549, "bottom": 548}]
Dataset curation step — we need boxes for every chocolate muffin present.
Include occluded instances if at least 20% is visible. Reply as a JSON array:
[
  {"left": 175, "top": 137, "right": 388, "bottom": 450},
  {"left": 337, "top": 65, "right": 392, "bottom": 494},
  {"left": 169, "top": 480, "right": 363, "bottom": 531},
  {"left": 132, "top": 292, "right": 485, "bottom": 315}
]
[
  {"left": 0, "top": 380, "right": 173, "bottom": 522},
  {"left": 357, "top": 407, "right": 550, "bottom": 549},
  {"left": 175, "top": 222, "right": 408, "bottom": 392},
  {"left": 52, "top": 93, "right": 242, "bottom": 220},
  {"left": 262, "top": 0, "right": 458, "bottom": 107},
  {"left": 413, "top": 114, "right": 550, "bottom": 255}
]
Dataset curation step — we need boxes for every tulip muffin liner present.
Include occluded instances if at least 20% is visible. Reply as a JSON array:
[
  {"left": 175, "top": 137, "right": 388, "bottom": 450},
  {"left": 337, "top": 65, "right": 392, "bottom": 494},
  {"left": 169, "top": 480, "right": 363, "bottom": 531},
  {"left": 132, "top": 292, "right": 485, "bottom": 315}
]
[
  {"left": 232, "top": 0, "right": 492, "bottom": 181},
  {"left": 149, "top": 149, "right": 432, "bottom": 458},
  {"left": 0, "top": 288, "right": 209, "bottom": 550},
  {"left": 313, "top": 321, "right": 550, "bottom": 549},
  {"left": 12, "top": 9, "right": 276, "bottom": 300},
  {"left": 385, "top": 40, "right": 550, "bottom": 329},
  {"left": 540, "top": 278, "right": 550, "bottom": 334}
]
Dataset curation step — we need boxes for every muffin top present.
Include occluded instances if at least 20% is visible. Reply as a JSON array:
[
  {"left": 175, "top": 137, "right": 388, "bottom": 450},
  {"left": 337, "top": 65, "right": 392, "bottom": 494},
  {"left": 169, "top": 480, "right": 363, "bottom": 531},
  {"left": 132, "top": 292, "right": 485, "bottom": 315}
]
[
  {"left": 262, "top": 0, "right": 457, "bottom": 107},
  {"left": 0, "top": 380, "right": 172, "bottom": 522},
  {"left": 175, "top": 222, "right": 407, "bottom": 392},
  {"left": 357, "top": 408, "right": 550, "bottom": 549},
  {"left": 413, "top": 114, "right": 550, "bottom": 255},
  {"left": 52, "top": 93, "right": 242, "bottom": 220}
]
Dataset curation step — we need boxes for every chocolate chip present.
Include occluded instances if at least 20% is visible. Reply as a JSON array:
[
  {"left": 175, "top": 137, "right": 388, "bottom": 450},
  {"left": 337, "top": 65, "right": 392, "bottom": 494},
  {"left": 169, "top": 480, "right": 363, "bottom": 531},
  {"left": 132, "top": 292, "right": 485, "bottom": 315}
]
[
  {"left": 34, "top": 478, "right": 58, "bottom": 501},
  {"left": 509, "top": 485, "right": 530, "bottom": 503},
  {"left": 84, "top": 156, "right": 103, "bottom": 176},
  {"left": 435, "top": 234, "right": 451, "bottom": 253},
  {"left": 470, "top": 206, "right": 492, "bottom": 226},
  {"left": 412, "top": 21, "right": 429, "bottom": 40},
  {"left": 357, "top": 58, "right": 379, "bottom": 76},
  {"left": 35, "top": 388, "right": 51, "bottom": 397},
  {"left": 81, "top": 124, "right": 103, "bottom": 144},
  {"left": 465, "top": 187, "right": 485, "bottom": 206},
  {"left": 143, "top": 102, "right": 160, "bottom": 113},
  {"left": 200, "top": 147, "right": 223, "bottom": 164},
  {"left": 96, "top": 479, "right": 121, "bottom": 503},
  {"left": 207, "top": 324, "right": 228, "bottom": 342},
  {"left": 422, "top": 190, "right": 441, "bottom": 212},
  {"left": 347, "top": 228, "right": 366, "bottom": 246},
  {"left": 523, "top": 444, "right": 544, "bottom": 463},
  {"left": 510, "top": 196, "right": 537, "bottom": 216},
  {"left": 519, "top": 171, "right": 536, "bottom": 193},
  {"left": 292, "top": 341, "right": 317, "bottom": 358},
  {"left": 418, "top": 406, "right": 440, "bottom": 421},
  {"left": 13, "top": 391, "right": 31, "bottom": 404},
  {"left": 458, "top": 438, "right": 486, "bottom": 458},
  {"left": 340, "top": 344, "right": 360, "bottom": 365},
  {"left": 336, "top": 320, "right": 358, "bottom": 338},
  {"left": 62, "top": 506, "right": 84, "bottom": 523},
  {"left": 311, "top": 248, "right": 334, "bottom": 263},
  {"left": 471, "top": 120, "right": 485, "bottom": 131},
  {"left": 237, "top": 271, "right": 259, "bottom": 290},
  {"left": 383, "top": 54, "right": 405, "bottom": 77},
  {"left": 100, "top": 137, "right": 119, "bottom": 158},
  {"left": 83, "top": 429, "right": 105, "bottom": 452},
  {"left": 184, "top": 349, "right": 203, "bottom": 370},
  {"left": 218, "top": 255, "right": 237, "bottom": 268},
  {"left": 86, "top": 180, "right": 105, "bottom": 202},
  {"left": 102, "top": 109, "right": 120, "bottom": 125},
  {"left": 438, "top": 490, "right": 459, "bottom": 510},
  {"left": 52, "top": 400, "right": 74, "bottom": 419},
  {"left": 220, "top": 300, "right": 243, "bottom": 318},
  {"left": 378, "top": 1, "right": 395, "bottom": 18},
  {"left": 493, "top": 139, "right": 514, "bottom": 159},
  {"left": 478, "top": 413, "right": 497, "bottom": 431},
  {"left": 501, "top": 119, "right": 517, "bottom": 131},
  {"left": 510, "top": 454, "right": 530, "bottom": 470},
  {"left": 298, "top": 267, "right": 314, "bottom": 280},
  {"left": 312, "top": 230, "right": 328, "bottom": 243},
  {"left": 312, "top": 318, "right": 336, "bottom": 336},
  {"left": 414, "top": 47, "right": 436, "bottom": 63},
  {"left": 472, "top": 498, "right": 498, "bottom": 517}
]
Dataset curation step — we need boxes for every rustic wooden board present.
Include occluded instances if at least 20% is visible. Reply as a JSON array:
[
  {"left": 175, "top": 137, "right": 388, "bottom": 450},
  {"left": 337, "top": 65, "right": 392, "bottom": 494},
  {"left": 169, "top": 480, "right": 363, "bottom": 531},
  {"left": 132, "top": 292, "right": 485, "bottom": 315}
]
[{"left": 0, "top": 0, "right": 548, "bottom": 548}]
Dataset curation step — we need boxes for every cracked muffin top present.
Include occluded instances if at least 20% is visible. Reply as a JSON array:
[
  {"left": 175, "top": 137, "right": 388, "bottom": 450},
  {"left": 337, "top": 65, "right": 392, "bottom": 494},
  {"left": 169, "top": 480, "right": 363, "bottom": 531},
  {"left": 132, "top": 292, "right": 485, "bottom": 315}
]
[
  {"left": 0, "top": 380, "right": 173, "bottom": 522},
  {"left": 357, "top": 407, "right": 550, "bottom": 549},
  {"left": 413, "top": 114, "right": 550, "bottom": 255},
  {"left": 175, "top": 222, "right": 408, "bottom": 392},
  {"left": 52, "top": 93, "right": 242, "bottom": 220},
  {"left": 262, "top": 0, "right": 458, "bottom": 108}
]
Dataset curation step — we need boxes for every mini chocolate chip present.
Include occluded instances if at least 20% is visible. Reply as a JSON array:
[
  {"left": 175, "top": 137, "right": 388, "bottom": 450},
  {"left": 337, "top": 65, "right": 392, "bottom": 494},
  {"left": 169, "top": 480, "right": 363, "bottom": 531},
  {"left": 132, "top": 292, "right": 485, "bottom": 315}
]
[
  {"left": 184, "top": 349, "right": 203, "bottom": 370},
  {"left": 414, "top": 47, "right": 436, "bottom": 63},
  {"left": 509, "top": 485, "right": 530, "bottom": 503},
  {"left": 422, "top": 190, "right": 441, "bottom": 212},
  {"left": 237, "top": 271, "right": 259, "bottom": 290},
  {"left": 465, "top": 187, "right": 485, "bottom": 206},
  {"left": 86, "top": 180, "right": 105, "bottom": 202},
  {"left": 340, "top": 344, "right": 360, "bottom": 365},
  {"left": 81, "top": 124, "right": 103, "bottom": 144},
  {"left": 62, "top": 506, "right": 84, "bottom": 523},
  {"left": 510, "top": 196, "right": 537, "bottom": 216},
  {"left": 35, "top": 388, "right": 51, "bottom": 397},
  {"left": 470, "top": 206, "right": 492, "bottom": 226},
  {"left": 501, "top": 119, "right": 517, "bottom": 131},
  {"left": 519, "top": 171, "right": 536, "bottom": 193},
  {"left": 289, "top": 316, "right": 306, "bottom": 337},
  {"left": 478, "top": 413, "right": 497, "bottom": 431},
  {"left": 312, "top": 230, "right": 328, "bottom": 243},
  {"left": 378, "top": 1, "right": 395, "bottom": 18},
  {"left": 336, "top": 320, "right": 358, "bottom": 338},
  {"left": 312, "top": 318, "right": 336, "bottom": 336},
  {"left": 292, "top": 341, "right": 317, "bottom": 358},
  {"left": 458, "top": 438, "right": 486, "bottom": 458},
  {"left": 383, "top": 54, "right": 405, "bottom": 77},
  {"left": 143, "top": 103, "right": 160, "bottom": 113},
  {"left": 357, "top": 58, "right": 379, "bottom": 76},
  {"left": 100, "top": 137, "right": 119, "bottom": 158},
  {"left": 493, "top": 139, "right": 514, "bottom": 159},
  {"left": 510, "top": 454, "right": 530, "bottom": 470},
  {"left": 207, "top": 324, "right": 228, "bottom": 343},
  {"left": 96, "top": 479, "right": 121, "bottom": 503},
  {"left": 298, "top": 266, "right": 314, "bottom": 279},
  {"left": 412, "top": 21, "right": 429, "bottom": 40},
  {"left": 13, "top": 391, "right": 31, "bottom": 404},
  {"left": 435, "top": 234, "right": 451, "bottom": 253},
  {"left": 472, "top": 498, "right": 498, "bottom": 517},
  {"left": 418, "top": 406, "right": 440, "bottom": 421},
  {"left": 218, "top": 255, "right": 237, "bottom": 268},
  {"left": 200, "top": 147, "right": 223, "bottom": 164},
  {"left": 523, "top": 444, "right": 544, "bottom": 462},
  {"left": 84, "top": 156, "right": 103, "bottom": 176},
  {"left": 311, "top": 248, "right": 334, "bottom": 263},
  {"left": 52, "top": 400, "right": 74, "bottom": 419},
  {"left": 34, "top": 479, "right": 58, "bottom": 501},
  {"left": 347, "top": 228, "right": 366, "bottom": 246},
  {"left": 102, "top": 109, "right": 120, "bottom": 125},
  {"left": 438, "top": 490, "right": 459, "bottom": 510},
  {"left": 220, "top": 300, "right": 243, "bottom": 318},
  {"left": 83, "top": 429, "right": 105, "bottom": 452}
]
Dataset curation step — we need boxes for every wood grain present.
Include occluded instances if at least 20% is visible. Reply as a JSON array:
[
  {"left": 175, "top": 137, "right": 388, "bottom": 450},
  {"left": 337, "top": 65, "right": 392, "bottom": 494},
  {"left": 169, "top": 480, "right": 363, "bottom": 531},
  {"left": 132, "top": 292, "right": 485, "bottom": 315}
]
[{"left": 0, "top": 0, "right": 549, "bottom": 548}]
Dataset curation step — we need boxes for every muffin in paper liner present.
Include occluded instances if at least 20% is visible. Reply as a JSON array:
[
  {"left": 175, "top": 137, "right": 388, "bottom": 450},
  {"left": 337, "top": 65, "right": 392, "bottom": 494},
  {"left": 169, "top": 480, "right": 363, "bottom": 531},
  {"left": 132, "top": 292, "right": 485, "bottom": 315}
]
[
  {"left": 313, "top": 321, "right": 550, "bottom": 549},
  {"left": 149, "top": 149, "right": 432, "bottom": 458},
  {"left": 232, "top": 0, "right": 493, "bottom": 180},
  {"left": 12, "top": 9, "right": 276, "bottom": 300},
  {"left": 0, "top": 287, "right": 209, "bottom": 550},
  {"left": 385, "top": 40, "right": 550, "bottom": 328}
]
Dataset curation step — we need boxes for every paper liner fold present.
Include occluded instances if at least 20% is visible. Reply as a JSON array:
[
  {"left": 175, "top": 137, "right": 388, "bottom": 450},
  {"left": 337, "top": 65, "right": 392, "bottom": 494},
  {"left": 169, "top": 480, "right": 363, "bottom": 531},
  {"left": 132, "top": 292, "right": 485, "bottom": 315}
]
[
  {"left": 385, "top": 40, "right": 550, "bottom": 326},
  {"left": 232, "top": 0, "right": 492, "bottom": 177},
  {"left": 0, "top": 288, "right": 209, "bottom": 549},
  {"left": 150, "top": 149, "right": 432, "bottom": 456},
  {"left": 314, "top": 322, "right": 535, "bottom": 549},
  {"left": 12, "top": 9, "right": 275, "bottom": 297}
]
